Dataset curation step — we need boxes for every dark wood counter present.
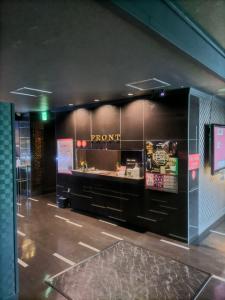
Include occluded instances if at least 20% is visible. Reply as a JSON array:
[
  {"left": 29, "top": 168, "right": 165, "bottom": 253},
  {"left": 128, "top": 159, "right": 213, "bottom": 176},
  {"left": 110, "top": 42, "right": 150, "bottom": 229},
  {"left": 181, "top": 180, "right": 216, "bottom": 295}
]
[
  {"left": 57, "top": 172, "right": 188, "bottom": 241},
  {"left": 57, "top": 172, "right": 144, "bottom": 225},
  {"left": 71, "top": 169, "right": 144, "bottom": 184}
]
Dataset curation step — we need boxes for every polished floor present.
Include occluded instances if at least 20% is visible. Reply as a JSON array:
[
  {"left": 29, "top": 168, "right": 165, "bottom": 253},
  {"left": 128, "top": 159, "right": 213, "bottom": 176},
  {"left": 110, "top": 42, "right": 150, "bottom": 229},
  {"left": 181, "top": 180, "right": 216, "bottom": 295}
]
[{"left": 17, "top": 194, "right": 225, "bottom": 300}]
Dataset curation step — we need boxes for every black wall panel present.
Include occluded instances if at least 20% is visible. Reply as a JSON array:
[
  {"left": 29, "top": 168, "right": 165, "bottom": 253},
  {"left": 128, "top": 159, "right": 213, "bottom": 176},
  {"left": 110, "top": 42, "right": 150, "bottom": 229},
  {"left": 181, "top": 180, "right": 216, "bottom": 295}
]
[
  {"left": 189, "top": 95, "right": 199, "bottom": 140},
  {"left": 30, "top": 113, "right": 56, "bottom": 195},
  {"left": 121, "top": 100, "right": 144, "bottom": 140},
  {"left": 144, "top": 96, "right": 188, "bottom": 140},
  {"left": 55, "top": 111, "right": 75, "bottom": 138},
  {"left": 91, "top": 105, "right": 120, "bottom": 135},
  {"left": 121, "top": 141, "right": 143, "bottom": 150},
  {"left": 43, "top": 119, "right": 56, "bottom": 193},
  {"left": 75, "top": 108, "right": 91, "bottom": 140}
]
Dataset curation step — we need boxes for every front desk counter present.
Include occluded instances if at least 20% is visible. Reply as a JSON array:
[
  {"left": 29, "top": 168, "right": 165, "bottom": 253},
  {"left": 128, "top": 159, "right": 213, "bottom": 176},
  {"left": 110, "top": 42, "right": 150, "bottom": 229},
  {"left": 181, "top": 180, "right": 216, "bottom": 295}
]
[
  {"left": 57, "top": 170, "right": 144, "bottom": 226},
  {"left": 57, "top": 171, "right": 185, "bottom": 239}
]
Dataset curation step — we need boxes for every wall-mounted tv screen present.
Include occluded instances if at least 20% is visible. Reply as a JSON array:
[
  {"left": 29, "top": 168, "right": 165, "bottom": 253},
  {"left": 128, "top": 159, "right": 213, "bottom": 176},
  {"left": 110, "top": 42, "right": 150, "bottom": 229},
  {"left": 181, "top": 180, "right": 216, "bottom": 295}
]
[{"left": 211, "top": 124, "right": 225, "bottom": 175}]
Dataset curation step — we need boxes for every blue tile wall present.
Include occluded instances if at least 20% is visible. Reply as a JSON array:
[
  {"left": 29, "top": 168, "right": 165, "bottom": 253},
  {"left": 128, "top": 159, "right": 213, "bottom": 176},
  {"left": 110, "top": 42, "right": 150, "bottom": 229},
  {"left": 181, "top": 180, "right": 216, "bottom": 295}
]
[{"left": 0, "top": 103, "right": 18, "bottom": 300}]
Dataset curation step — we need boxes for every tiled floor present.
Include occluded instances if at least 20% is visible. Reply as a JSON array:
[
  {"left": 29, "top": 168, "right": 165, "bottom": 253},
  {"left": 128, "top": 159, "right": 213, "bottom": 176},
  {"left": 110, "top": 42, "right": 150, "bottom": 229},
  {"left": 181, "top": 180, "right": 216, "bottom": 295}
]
[
  {"left": 199, "top": 220, "right": 225, "bottom": 254},
  {"left": 17, "top": 194, "right": 225, "bottom": 299},
  {"left": 195, "top": 276, "right": 225, "bottom": 300}
]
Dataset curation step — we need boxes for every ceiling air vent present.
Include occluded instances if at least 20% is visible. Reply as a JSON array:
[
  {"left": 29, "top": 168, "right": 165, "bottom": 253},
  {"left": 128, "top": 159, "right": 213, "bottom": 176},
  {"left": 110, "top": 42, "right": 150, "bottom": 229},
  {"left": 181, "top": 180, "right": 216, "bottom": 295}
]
[
  {"left": 126, "top": 78, "right": 170, "bottom": 91},
  {"left": 10, "top": 87, "right": 52, "bottom": 97}
]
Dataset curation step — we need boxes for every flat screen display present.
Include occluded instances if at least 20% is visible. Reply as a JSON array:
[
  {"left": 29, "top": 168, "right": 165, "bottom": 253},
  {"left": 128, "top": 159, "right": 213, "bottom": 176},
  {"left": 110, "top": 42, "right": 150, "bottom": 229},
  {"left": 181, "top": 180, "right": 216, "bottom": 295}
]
[{"left": 211, "top": 124, "right": 225, "bottom": 174}]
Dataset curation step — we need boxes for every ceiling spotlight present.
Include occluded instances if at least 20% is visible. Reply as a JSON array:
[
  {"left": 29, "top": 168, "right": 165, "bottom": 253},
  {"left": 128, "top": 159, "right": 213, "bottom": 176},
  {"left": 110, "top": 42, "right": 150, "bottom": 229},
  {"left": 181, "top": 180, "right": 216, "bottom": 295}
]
[
  {"left": 94, "top": 99, "right": 100, "bottom": 102},
  {"left": 128, "top": 93, "right": 133, "bottom": 96},
  {"left": 68, "top": 103, "right": 73, "bottom": 106},
  {"left": 159, "top": 90, "right": 165, "bottom": 97}
]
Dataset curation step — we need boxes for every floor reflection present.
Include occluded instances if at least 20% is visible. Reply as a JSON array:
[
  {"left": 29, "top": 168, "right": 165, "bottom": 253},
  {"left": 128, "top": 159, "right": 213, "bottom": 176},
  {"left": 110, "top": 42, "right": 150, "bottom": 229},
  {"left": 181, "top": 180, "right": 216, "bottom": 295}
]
[{"left": 21, "top": 238, "right": 36, "bottom": 260}]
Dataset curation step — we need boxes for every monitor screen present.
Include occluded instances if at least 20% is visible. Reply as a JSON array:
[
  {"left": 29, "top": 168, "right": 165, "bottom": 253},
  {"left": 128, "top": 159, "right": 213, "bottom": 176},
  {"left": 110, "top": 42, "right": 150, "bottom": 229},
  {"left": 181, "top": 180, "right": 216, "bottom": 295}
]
[{"left": 211, "top": 124, "right": 225, "bottom": 174}]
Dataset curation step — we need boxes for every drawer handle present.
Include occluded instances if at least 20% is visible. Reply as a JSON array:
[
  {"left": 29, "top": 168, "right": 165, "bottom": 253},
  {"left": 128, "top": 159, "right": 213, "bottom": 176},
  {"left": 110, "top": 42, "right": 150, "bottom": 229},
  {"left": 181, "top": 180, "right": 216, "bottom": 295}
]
[
  {"left": 91, "top": 204, "right": 105, "bottom": 209},
  {"left": 137, "top": 215, "right": 157, "bottom": 222},
  {"left": 107, "top": 207, "right": 123, "bottom": 212},
  {"left": 108, "top": 216, "right": 126, "bottom": 222},
  {"left": 160, "top": 205, "right": 177, "bottom": 210},
  {"left": 89, "top": 191, "right": 128, "bottom": 201},
  {"left": 151, "top": 198, "right": 167, "bottom": 204},
  {"left": 149, "top": 209, "right": 168, "bottom": 216},
  {"left": 71, "top": 192, "right": 92, "bottom": 199}
]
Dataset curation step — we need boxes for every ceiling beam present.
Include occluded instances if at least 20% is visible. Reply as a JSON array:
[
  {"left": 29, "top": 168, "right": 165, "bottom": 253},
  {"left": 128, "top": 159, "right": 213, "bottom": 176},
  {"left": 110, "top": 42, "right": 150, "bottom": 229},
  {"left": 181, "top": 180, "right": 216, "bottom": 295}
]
[{"left": 110, "top": 0, "right": 225, "bottom": 80}]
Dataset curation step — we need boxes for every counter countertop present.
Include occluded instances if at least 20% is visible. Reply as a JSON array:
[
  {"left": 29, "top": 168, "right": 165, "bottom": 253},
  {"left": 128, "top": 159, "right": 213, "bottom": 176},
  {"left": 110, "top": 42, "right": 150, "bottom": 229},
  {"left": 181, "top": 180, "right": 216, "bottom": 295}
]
[{"left": 71, "top": 169, "right": 144, "bottom": 181}]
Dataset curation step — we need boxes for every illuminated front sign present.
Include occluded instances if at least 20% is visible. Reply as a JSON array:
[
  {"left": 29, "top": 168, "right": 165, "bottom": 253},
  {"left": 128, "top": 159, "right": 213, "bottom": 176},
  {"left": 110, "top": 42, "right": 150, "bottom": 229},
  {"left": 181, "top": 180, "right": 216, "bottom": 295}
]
[{"left": 91, "top": 133, "right": 120, "bottom": 142}]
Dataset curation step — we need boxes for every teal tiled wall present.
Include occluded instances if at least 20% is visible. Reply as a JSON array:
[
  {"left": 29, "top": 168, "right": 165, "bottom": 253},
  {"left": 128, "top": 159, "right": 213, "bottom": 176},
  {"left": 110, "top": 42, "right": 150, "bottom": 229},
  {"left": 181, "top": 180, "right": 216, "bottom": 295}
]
[{"left": 0, "top": 103, "right": 18, "bottom": 300}]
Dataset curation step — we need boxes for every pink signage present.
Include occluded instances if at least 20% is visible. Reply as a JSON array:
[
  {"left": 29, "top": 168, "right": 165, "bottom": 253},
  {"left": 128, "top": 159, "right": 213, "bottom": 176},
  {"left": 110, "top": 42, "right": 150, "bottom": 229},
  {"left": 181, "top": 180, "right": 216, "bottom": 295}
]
[
  {"left": 214, "top": 126, "right": 225, "bottom": 172},
  {"left": 57, "top": 138, "right": 74, "bottom": 174},
  {"left": 188, "top": 154, "right": 200, "bottom": 171}
]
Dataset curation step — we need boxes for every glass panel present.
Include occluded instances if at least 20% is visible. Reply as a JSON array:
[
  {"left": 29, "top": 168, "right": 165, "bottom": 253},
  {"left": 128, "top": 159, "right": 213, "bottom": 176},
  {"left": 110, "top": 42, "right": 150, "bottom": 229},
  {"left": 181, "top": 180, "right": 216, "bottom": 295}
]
[{"left": 15, "top": 119, "right": 31, "bottom": 198}]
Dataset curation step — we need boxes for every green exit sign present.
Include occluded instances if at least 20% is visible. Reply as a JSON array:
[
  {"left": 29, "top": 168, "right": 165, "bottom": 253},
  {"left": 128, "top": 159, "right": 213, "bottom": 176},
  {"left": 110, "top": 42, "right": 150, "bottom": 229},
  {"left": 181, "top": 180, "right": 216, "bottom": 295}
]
[{"left": 41, "top": 111, "right": 48, "bottom": 121}]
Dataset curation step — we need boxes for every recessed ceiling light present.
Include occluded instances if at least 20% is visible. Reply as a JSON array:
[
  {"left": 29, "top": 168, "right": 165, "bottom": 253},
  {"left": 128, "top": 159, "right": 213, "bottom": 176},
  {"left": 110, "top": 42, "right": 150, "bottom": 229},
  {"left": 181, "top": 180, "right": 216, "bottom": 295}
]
[
  {"left": 10, "top": 91, "right": 37, "bottom": 97},
  {"left": 19, "top": 87, "right": 52, "bottom": 94},
  {"left": 159, "top": 90, "right": 165, "bottom": 97},
  {"left": 94, "top": 99, "right": 100, "bottom": 102},
  {"left": 68, "top": 104, "right": 73, "bottom": 106},
  {"left": 128, "top": 93, "right": 133, "bottom": 96}
]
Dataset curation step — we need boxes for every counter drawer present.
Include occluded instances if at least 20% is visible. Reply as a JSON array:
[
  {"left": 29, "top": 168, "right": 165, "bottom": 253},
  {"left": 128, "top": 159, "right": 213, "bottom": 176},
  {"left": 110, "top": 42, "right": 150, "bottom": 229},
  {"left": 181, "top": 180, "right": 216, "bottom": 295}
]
[
  {"left": 70, "top": 192, "right": 92, "bottom": 212},
  {"left": 107, "top": 206, "right": 127, "bottom": 222},
  {"left": 90, "top": 203, "right": 107, "bottom": 216},
  {"left": 135, "top": 215, "right": 164, "bottom": 234}
]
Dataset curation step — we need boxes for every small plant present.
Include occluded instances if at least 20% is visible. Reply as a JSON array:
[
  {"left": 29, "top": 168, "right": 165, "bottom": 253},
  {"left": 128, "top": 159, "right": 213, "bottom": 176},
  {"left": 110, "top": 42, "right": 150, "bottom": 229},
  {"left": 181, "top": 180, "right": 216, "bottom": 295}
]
[
  {"left": 80, "top": 160, "right": 88, "bottom": 170},
  {"left": 116, "top": 161, "right": 121, "bottom": 171}
]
